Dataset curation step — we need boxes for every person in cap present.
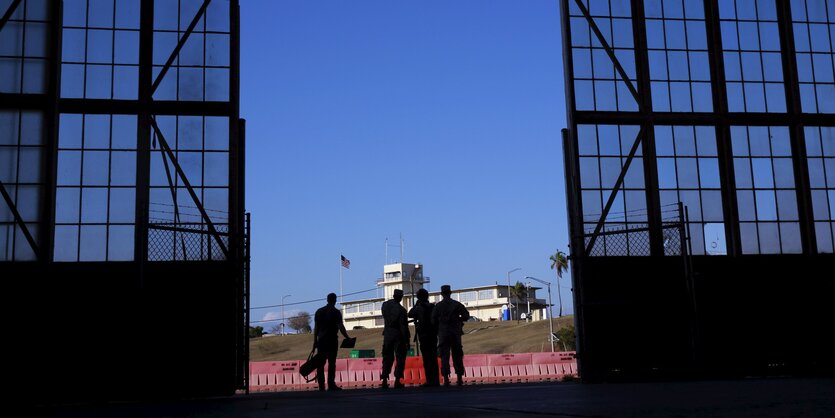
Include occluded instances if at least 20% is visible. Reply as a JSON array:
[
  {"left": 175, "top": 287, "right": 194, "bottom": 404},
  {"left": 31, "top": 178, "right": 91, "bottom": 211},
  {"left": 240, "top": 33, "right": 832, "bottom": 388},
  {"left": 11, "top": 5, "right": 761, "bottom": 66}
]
[
  {"left": 380, "top": 288, "right": 410, "bottom": 389},
  {"left": 313, "top": 293, "right": 351, "bottom": 391},
  {"left": 408, "top": 288, "right": 440, "bottom": 387},
  {"left": 431, "top": 284, "right": 470, "bottom": 386}
]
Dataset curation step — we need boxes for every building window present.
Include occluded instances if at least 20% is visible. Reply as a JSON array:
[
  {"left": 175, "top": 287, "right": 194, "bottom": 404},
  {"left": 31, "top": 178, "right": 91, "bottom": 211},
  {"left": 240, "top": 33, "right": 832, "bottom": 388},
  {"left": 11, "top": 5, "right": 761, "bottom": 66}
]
[
  {"left": 1, "top": 0, "right": 52, "bottom": 261},
  {"left": 791, "top": 0, "right": 835, "bottom": 113},
  {"left": 459, "top": 291, "right": 477, "bottom": 302},
  {"left": 344, "top": 304, "right": 358, "bottom": 314},
  {"left": 478, "top": 289, "right": 494, "bottom": 300},
  {"left": 719, "top": 0, "right": 787, "bottom": 112},
  {"left": 578, "top": 124, "right": 650, "bottom": 256},
  {"left": 644, "top": 0, "right": 713, "bottom": 112},
  {"left": 385, "top": 272, "right": 401, "bottom": 279},
  {"left": 61, "top": 0, "right": 140, "bottom": 100},
  {"left": 569, "top": 0, "right": 638, "bottom": 111},
  {"left": 54, "top": 113, "right": 137, "bottom": 261},
  {"left": 147, "top": 115, "right": 230, "bottom": 261},
  {"left": 805, "top": 126, "right": 835, "bottom": 253},
  {"left": 655, "top": 125, "right": 726, "bottom": 255},
  {"left": 1, "top": 0, "right": 52, "bottom": 95},
  {"left": 149, "top": 0, "right": 231, "bottom": 102},
  {"left": 732, "top": 126, "right": 801, "bottom": 254},
  {"left": 1, "top": 110, "right": 45, "bottom": 261}
]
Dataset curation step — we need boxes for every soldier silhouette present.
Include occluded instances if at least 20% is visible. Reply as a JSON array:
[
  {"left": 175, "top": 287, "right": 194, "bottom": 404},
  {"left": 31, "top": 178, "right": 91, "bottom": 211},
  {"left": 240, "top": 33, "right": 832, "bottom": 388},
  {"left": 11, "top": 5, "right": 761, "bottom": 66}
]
[
  {"left": 312, "top": 293, "right": 351, "bottom": 391},
  {"left": 408, "top": 288, "right": 440, "bottom": 387},
  {"left": 432, "top": 284, "right": 470, "bottom": 386},
  {"left": 380, "top": 288, "right": 410, "bottom": 389}
]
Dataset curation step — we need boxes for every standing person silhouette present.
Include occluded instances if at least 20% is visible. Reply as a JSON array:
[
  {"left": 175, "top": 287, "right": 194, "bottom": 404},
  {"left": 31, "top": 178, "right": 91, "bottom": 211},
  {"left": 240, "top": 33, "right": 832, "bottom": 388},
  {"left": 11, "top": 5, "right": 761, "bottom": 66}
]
[
  {"left": 408, "top": 288, "right": 440, "bottom": 387},
  {"left": 380, "top": 289, "right": 410, "bottom": 389},
  {"left": 313, "top": 293, "right": 351, "bottom": 391},
  {"left": 432, "top": 285, "right": 470, "bottom": 386}
]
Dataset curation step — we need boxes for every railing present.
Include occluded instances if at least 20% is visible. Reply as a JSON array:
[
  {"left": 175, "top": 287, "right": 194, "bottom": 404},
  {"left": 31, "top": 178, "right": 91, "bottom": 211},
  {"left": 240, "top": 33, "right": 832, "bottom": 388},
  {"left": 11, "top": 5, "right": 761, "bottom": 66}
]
[
  {"left": 147, "top": 222, "right": 230, "bottom": 261},
  {"left": 581, "top": 204, "right": 687, "bottom": 257}
]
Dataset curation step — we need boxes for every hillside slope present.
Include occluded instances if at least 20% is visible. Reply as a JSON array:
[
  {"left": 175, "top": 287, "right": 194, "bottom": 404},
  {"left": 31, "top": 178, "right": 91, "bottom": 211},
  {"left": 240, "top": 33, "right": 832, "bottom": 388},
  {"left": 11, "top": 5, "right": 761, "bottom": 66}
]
[{"left": 251, "top": 316, "right": 575, "bottom": 362}]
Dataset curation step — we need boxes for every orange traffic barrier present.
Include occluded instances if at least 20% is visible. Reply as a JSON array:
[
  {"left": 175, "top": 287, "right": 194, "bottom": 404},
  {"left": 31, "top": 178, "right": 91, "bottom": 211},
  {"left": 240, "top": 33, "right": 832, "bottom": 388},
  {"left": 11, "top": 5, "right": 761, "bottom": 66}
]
[{"left": 401, "top": 356, "right": 425, "bottom": 385}]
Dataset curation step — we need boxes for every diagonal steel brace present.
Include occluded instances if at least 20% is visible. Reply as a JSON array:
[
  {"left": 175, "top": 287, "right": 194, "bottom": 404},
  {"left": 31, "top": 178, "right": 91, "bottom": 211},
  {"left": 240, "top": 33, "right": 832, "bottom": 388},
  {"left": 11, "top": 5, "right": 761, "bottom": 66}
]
[
  {"left": 153, "top": 128, "right": 191, "bottom": 260},
  {"left": 584, "top": 126, "right": 644, "bottom": 255},
  {"left": 0, "top": 0, "right": 23, "bottom": 33},
  {"left": 149, "top": 116, "right": 229, "bottom": 258},
  {"left": 151, "top": 0, "right": 212, "bottom": 95},
  {"left": 573, "top": 0, "right": 641, "bottom": 103},
  {"left": 0, "top": 178, "right": 40, "bottom": 258}
]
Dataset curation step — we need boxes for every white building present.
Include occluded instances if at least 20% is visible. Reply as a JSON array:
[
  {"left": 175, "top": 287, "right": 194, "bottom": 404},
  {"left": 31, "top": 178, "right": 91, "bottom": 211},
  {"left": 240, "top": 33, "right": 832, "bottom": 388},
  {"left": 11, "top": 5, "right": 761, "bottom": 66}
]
[{"left": 341, "top": 262, "right": 549, "bottom": 329}]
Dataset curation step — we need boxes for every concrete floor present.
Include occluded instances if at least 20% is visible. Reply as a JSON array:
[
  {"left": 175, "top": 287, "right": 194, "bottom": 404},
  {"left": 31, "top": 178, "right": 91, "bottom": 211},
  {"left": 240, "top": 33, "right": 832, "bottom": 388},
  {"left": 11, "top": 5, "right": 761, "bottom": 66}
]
[{"left": 21, "top": 378, "right": 835, "bottom": 418}]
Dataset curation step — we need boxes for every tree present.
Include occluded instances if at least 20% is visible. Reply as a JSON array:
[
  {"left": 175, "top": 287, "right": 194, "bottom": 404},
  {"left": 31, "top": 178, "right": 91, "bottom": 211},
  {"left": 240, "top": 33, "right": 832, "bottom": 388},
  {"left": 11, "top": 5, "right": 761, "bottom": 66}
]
[
  {"left": 269, "top": 324, "right": 282, "bottom": 335},
  {"left": 288, "top": 311, "right": 312, "bottom": 334},
  {"left": 549, "top": 250, "right": 569, "bottom": 317},
  {"left": 510, "top": 281, "right": 528, "bottom": 320},
  {"left": 554, "top": 324, "right": 576, "bottom": 351},
  {"left": 249, "top": 325, "right": 264, "bottom": 339}
]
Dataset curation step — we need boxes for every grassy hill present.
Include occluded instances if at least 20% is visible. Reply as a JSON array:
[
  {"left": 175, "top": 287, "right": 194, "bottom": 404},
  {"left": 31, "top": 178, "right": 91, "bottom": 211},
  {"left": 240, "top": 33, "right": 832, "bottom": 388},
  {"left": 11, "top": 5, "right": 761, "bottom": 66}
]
[{"left": 250, "top": 316, "right": 575, "bottom": 362}]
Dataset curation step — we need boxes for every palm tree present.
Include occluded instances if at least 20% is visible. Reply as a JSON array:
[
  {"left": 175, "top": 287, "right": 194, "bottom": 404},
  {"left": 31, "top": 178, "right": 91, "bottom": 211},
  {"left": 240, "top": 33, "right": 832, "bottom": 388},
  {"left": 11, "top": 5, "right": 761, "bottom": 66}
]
[
  {"left": 549, "top": 250, "right": 569, "bottom": 317},
  {"left": 510, "top": 281, "right": 528, "bottom": 321}
]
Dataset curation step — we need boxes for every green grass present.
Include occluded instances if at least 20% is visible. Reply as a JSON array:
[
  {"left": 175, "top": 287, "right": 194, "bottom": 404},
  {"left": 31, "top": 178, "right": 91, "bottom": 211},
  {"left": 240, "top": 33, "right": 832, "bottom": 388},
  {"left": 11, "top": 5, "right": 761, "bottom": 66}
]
[{"left": 250, "top": 315, "right": 575, "bottom": 362}]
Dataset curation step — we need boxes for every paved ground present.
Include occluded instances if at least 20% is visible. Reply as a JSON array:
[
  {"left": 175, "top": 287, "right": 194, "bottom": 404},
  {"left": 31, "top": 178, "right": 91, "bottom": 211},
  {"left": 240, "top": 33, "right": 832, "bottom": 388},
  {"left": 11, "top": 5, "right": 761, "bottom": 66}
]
[{"left": 21, "top": 378, "right": 835, "bottom": 417}]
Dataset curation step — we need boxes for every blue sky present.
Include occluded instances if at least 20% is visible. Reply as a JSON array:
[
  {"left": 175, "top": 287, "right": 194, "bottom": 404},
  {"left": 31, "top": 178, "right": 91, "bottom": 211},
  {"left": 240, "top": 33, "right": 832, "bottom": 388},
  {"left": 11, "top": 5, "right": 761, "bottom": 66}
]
[{"left": 240, "top": 0, "right": 571, "bottom": 327}]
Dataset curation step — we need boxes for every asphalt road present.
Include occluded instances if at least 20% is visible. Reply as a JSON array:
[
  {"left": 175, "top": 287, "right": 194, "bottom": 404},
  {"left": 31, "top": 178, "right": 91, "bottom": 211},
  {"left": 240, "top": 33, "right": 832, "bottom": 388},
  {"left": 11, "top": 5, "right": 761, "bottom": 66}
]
[{"left": 23, "top": 378, "right": 835, "bottom": 417}]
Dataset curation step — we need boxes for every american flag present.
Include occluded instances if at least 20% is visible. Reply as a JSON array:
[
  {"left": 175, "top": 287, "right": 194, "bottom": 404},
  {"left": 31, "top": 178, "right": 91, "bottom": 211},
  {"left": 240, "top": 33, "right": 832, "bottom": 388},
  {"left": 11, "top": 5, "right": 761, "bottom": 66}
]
[{"left": 341, "top": 255, "right": 350, "bottom": 269}]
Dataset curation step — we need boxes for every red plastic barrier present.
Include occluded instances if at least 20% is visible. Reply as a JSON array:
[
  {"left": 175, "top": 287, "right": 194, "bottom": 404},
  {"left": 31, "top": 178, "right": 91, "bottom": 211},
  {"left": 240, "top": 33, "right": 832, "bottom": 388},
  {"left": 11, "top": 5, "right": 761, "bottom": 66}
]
[
  {"left": 462, "top": 354, "right": 488, "bottom": 367},
  {"left": 250, "top": 360, "right": 300, "bottom": 374},
  {"left": 487, "top": 353, "right": 533, "bottom": 383},
  {"left": 249, "top": 351, "right": 577, "bottom": 391},
  {"left": 346, "top": 358, "right": 381, "bottom": 388},
  {"left": 529, "top": 352, "right": 575, "bottom": 381},
  {"left": 531, "top": 351, "right": 576, "bottom": 364},
  {"left": 461, "top": 354, "right": 488, "bottom": 384},
  {"left": 488, "top": 353, "right": 533, "bottom": 366},
  {"left": 250, "top": 361, "right": 304, "bottom": 392}
]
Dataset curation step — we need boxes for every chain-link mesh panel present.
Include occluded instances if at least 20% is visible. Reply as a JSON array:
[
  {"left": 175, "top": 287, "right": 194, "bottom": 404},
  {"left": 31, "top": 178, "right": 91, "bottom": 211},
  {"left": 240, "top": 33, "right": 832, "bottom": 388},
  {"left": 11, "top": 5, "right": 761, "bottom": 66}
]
[
  {"left": 583, "top": 205, "right": 688, "bottom": 257},
  {"left": 584, "top": 225, "right": 652, "bottom": 256},
  {"left": 148, "top": 223, "right": 229, "bottom": 261},
  {"left": 661, "top": 224, "right": 683, "bottom": 256}
]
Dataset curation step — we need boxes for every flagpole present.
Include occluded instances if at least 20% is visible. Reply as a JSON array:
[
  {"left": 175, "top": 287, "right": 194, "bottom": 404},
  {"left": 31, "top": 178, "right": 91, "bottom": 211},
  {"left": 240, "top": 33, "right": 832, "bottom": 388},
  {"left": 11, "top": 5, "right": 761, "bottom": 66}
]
[{"left": 339, "top": 257, "right": 343, "bottom": 306}]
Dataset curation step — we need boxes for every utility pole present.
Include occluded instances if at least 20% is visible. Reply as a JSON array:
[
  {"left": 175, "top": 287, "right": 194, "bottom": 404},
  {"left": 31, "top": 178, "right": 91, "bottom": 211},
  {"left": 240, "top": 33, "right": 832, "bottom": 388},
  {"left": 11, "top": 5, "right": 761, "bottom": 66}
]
[
  {"left": 410, "top": 264, "right": 421, "bottom": 310},
  {"left": 526, "top": 276, "right": 555, "bottom": 352},
  {"left": 526, "top": 281, "right": 531, "bottom": 322},
  {"left": 506, "top": 268, "right": 521, "bottom": 321},
  {"left": 281, "top": 294, "right": 291, "bottom": 335}
]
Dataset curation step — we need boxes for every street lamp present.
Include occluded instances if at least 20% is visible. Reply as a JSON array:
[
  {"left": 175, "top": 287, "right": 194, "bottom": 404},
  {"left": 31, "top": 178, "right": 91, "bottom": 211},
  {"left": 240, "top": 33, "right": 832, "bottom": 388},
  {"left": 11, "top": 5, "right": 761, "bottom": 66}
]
[
  {"left": 526, "top": 276, "right": 555, "bottom": 352},
  {"left": 506, "top": 268, "right": 521, "bottom": 321},
  {"left": 281, "top": 294, "right": 291, "bottom": 335},
  {"left": 526, "top": 281, "right": 531, "bottom": 322},
  {"left": 410, "top": 264, "right": 422, "bottom": 310}
]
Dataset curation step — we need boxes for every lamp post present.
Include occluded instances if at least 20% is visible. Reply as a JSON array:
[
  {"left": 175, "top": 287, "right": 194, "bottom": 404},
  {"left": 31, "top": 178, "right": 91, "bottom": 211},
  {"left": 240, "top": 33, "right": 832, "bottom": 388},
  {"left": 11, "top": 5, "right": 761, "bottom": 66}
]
[
  {"left": 506, "top": 268, "right": 521, "bottom": 321},
  {"left": 281, "top": 294, "right": 291, "bottom": 335},
  {"left": 526, "top": 281, "right": 531, "bottom": 322},
  {"left": 410, "top": 264, "right": 422, "bottom": 310},
  {"left": 526, "top": 276, "right": 554, "bottom": 352}
]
